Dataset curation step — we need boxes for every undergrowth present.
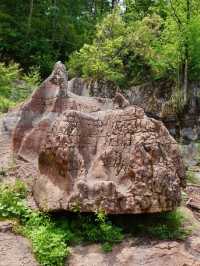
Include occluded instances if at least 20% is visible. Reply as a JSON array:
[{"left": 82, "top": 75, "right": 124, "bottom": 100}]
[
  {"left": 0, "top": 62, "right": 40, "bottom": 113},
  {"left": 0, "top": 181, "right": 123, "bottom": 266},
  {"left": 131, "top": 211, "right": 189, "bottom": 240},
  {"left": 186, "top": 170, "right": 200, "bottom": 184},
  {"left": 0, "top": 181, "right": 190, "bottom": 266}
]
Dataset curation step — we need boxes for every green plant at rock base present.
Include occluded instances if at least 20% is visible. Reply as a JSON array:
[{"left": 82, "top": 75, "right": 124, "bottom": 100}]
[
  {"left": 0, "top": 181, "right": 68, "bottom": 266},
  {"left": 0, "top": 180, "right": 29, "bottom": 219},
  {"left": 101, "top": 242, "right": 113, "bottom": 252},
  {"left": 52, "top": 209, "right": 124, "bottom": 252},
  {"left": 0, "top": 181, "right": 191, "bottom": 265},
  {"left": 130, "top": 211, "right": 190, "bottom": 240},
  {"left": 0, "top": 181, "right": 123, "bottom": 266},
  {"left": 23, "top": 215, "right": 69, "bottom": 266},
  {"left": 186, "top": 170, "right": 200, "bottom": 185}
]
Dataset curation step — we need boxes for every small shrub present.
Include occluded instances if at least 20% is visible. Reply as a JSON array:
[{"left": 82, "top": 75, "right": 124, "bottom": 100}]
[
  {"left": 186, "top": 170, "right": 200, "bottom": 184},
  {"left": 0, "top": 180, "right": 29, "bottom": 219},
  {"left": 102, "top": 242, "right": 113, "bottom": 252},
  {"left": 54, "top": 211, "right": 124, "bottom": 251},
  {"left": 0, "top": 62, "right": 40, "bottom": 112},
  {"left": 0, "top": 96, "right": 15, "bottom": 113},
  {"left": 131, "top": 211, "right": 189, "bottom": 240},
  {"left": 0, "top": 182, "right": 68, "bottom": 266},
  {"left": 24, "top": 224, "right": 69, "bottom": 266}
]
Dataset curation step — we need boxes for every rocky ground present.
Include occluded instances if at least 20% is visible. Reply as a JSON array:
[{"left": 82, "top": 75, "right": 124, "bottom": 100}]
[
  {"left": 68, "top": 233, "right": 200, "bottom": 266},
  {"left": 0, "top": 112, "right": 200, "bottom": 265},
  {"left": 1, "top": 207, "right": 200, "bottom": 266},
  {"left": 0, "top": 221, "right": 38, "bottom": 266}
]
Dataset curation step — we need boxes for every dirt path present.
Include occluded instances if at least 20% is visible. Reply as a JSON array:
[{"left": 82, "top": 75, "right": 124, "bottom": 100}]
[
  {"left": 68, "top": 236, "right": 200, "bottom": 266},
  {"left": 0, "top": 221, "right": 38, "bottom": 266},
  {"left": 0, "top": 232, "right": 38, "bottom": 266}
]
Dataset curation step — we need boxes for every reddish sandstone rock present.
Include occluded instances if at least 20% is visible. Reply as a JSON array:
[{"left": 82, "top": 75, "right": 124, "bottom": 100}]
[
  {"left": 34, "top": 103, "right": 185, "bottom": 213},
  {"left": 12, "top": 62, "right": 185, "bottom": 214},
  {"left": 12, "top": 62, "right": 112, "bottom": 163}
]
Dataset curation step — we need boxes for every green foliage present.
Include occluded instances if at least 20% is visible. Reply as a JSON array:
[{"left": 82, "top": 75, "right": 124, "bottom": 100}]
[
  {"left": 188, "top": 16, "right": 200, "bottom": 80},
  {"left": 0, "top": 96, "right": 15, "bottom": 113},
  {"left": 68, "top": 9, "right": 126, "bottom": 85},
  {"left": 53, "top": 210, "right": 124, "bottom": 251},
  {"left": 124, "top": 13, "right": 163, "bottom": 83},
  {"left": 0, "top": 181, "right": 68, "bottom": 266},
  {"left": 0, "top": 180, "right": 29, "bottom": 219},
  {"left": 186, "top": 170, "right": 200, "bottom": 184},
  {"left": 0, "top": 0, "right": 112, "bottom": 77},
  {"left": 68, "top": 8, "right": 175, "bottom": 86},
  {"left": 0, "top": 181, "right": 123, "bottom": 266},
  {"left": 0, "top": 62, "right": 20, "bottom": 98},
  {"left": 101, "top": 242, "right": 113, "bottom": 252},
  {"left": 0, "top": 62, "right": 40, "bottom": 112},
  {"left": 143, "top": 215, "right": 188, "bottom": 240},
  {"left": 129, "top": 211, "right": 189, "bottom": 240},
  {"left": 1, "top": 0, "right": 200, "bottom": 88},
  {"left": 69, "top": 0, "right": 200, "bottom": 90},
  {"left": 24, "top": 218, "right": 69, "bottom": 266},
  {"left": 149, "top": 211, "right": 190, "bottom": 240}
]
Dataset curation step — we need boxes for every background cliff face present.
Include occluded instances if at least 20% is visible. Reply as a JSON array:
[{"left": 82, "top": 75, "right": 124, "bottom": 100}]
[{"left": 68, "top": 78, "right": 200, "bottom": 142}]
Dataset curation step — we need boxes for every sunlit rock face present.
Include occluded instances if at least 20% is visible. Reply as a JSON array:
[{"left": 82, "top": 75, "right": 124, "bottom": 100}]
[
  {"left": 34, "top": 100, "right": 185, "bottom": 214},
  {"left": 12, "top": 62, "right": 112, "bottom": 163},
  {"left": 12, "top": 62, "right": 185, "bottom": 214}
]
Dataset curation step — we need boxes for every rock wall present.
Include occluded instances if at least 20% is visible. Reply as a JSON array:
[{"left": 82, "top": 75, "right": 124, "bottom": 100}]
[{"left": 68, "top": 78, "right": 200, "bottom": 142}]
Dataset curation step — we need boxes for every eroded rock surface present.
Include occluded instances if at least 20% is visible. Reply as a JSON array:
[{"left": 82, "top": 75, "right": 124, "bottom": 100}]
[
  {"left": 12, "top": 62, "right": 112, "bottom": 164},
  {"left": 11, "top": 62, "right": 185, "bottom": 214},
  {"left": 34, "top": 98, "right": 185, "bottom": 213}
]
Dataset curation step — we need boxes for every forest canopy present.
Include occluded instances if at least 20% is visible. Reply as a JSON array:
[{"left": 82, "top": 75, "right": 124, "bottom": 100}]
[
  {"left": 68, "top": 1, "right": 200, "bottom": 91},
  {"left": 1, "top": 0, "right": 200, "bottom": 99},
  {"left": 0, "top": 0, "right": 113, "bottom": 77}
]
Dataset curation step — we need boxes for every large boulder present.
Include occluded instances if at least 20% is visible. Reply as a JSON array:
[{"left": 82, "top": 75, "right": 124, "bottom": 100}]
[
  {"left": 34, "top": 99, "right": 185, "bottom": 214},
  {"left": 12, "top": 62, "right": 185, "bottom": 214},
  {"left": 12, "top": 62, "right": 112, "bottom": 163}
]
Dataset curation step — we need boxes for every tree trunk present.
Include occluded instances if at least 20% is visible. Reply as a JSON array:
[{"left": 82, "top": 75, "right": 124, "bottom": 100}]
[
  {"left": 183, "top": 59, "right": 188, "bottom": 102},
  {"left": 111, "top": 0, "right": 118, "bottom": 9},
  {"left": 183, "top": 0, "right": 190, "bottom": 103},
  {"left": 27, "top": 0, "right": 34, "bottom": 34}
]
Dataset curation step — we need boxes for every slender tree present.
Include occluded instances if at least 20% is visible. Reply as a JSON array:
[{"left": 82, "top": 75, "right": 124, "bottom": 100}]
[{"left": 27, "top": 0, "right": 34, "bottom": 34}]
